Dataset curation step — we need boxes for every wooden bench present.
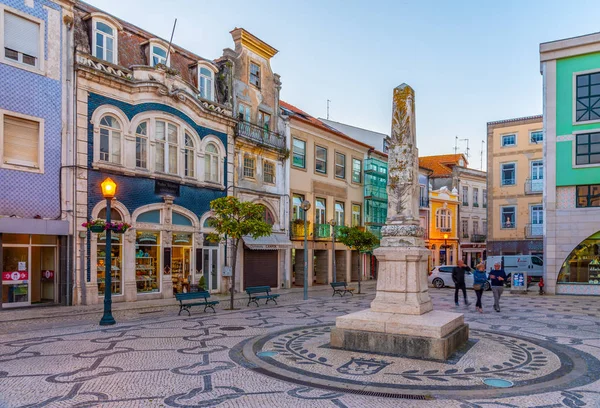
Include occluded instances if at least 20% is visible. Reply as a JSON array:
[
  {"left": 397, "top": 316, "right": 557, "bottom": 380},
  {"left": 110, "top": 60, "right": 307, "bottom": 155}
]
[
  {"left": 175, "top": 291, "right": 219, "bottom": 315},
  {"left": 245, "top": 286, "right": 280, "bottom": 307},
  {"left": 331, "top": 282, "right": 355, "bottom": 297}
]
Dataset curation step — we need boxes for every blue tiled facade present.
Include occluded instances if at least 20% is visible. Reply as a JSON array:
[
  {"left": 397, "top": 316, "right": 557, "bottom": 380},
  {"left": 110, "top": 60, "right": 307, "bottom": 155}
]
[
  {"left": 0, "top": 0, "right": 62, "bottom": 218},
  {"left": 86, "top": 93, "right": 229, "bottom": 220}
]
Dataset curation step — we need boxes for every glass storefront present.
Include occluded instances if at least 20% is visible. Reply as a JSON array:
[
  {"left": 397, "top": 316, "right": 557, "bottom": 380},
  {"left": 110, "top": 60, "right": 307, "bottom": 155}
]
[
  {"left": 97, "top": 232, "right": 123, "bottom": 295},
  {"left": 172, "top": 233, "right": 192, "bottom": 294},
  {"left": 2, "top": 234, "right": 57, "bottom": 307},
  {"left": 558, "top": 232, "right": 600, "bottom": 284},
  {"left": 136, "top": 231, "right": 160, "bottom": 293}
]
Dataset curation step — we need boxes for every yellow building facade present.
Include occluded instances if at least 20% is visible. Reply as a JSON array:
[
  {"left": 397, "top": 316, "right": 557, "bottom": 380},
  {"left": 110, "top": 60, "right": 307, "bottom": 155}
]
[
  {"left": 429, "top": 186, "right": 460, "bottom": 266},
  {"left": 486, "top": 116, "right": 543, "bottom": 257}
]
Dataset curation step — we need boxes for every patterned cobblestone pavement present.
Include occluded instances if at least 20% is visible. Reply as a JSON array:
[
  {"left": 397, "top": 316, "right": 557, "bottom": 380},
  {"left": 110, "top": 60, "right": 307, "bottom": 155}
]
[{"left": 1, "top": 287, "right": 600, "bottom": 407}]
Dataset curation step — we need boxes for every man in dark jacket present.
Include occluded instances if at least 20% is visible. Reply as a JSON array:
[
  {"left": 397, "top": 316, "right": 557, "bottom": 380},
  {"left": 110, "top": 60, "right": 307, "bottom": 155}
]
[
  {"left": 452, "top": 260, "right": 471, "bottom": 307},
  {"left": 489, "top": 262, "right": 507, "bottom": 312}
]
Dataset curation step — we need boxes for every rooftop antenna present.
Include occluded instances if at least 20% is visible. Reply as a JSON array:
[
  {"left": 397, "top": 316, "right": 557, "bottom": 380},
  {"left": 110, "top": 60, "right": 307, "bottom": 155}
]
[
  {"left": 480, "top": 140, "right": 485, "bottom": 170},
  {"left": 327, "top": 99, "right": 331, "bottom": 120},
  {"left": 165, "top": 18, "right": 178, "bottom": 63},
  {"left": 454, "top": 136, "right": 459, "bottom": 154}
]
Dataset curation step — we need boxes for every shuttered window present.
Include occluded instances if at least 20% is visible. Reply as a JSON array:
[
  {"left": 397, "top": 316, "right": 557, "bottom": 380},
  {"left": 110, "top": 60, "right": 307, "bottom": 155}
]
[
  {"left": 3, "top": 115, "right": 40, "bottom": 167},
  {"left": 4, "top": 12, "right": 40, "bottom": 67}
]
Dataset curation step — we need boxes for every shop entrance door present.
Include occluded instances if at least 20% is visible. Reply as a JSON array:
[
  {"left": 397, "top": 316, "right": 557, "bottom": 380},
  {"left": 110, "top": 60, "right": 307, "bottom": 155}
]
[
  {"left": 202, "top": 248, "right": 219, "bottom": 292},
  {"left": 2, "top": 246, "right": 30, "bottom": 307}
]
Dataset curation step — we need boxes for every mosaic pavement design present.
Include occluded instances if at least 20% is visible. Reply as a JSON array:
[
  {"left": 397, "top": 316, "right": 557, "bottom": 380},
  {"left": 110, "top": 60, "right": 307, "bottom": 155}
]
[{"left": 1, "top": 290, "right": 600, "bottom": 407}]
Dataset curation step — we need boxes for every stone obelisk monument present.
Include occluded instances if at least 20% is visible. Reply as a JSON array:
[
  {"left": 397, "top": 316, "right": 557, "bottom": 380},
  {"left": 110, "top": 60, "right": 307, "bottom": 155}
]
[{"left": 330, "top": 84, "right": 468, "bottom": 360}]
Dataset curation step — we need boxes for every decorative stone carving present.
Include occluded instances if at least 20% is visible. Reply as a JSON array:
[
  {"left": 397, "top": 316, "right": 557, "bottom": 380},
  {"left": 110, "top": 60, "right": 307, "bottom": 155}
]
[
  {"left": 216, "top": 60, "right": 233, "bottom": 107},
  {"left": 76, "top": 54, "right": 132, "bottom": 79},
  {"left": 385, "top": 84, "right": 420, "bottom": 235}
]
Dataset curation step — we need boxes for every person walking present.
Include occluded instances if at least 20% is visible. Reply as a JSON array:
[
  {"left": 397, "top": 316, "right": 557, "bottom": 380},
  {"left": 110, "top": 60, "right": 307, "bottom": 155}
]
[
  {"left": 489, "top": 262, "right": 507, "bottom": 312},
  {"left": 473, "top": 263, "right": 487, "bottom": 313},
  {"left": 452, "top": 260, "right": 471, "bottom": 307}
]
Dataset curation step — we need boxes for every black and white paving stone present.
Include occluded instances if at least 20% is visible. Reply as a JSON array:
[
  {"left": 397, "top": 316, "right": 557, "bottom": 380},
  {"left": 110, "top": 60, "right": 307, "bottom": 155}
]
[{"left": 1, "top": 288, "right": 600, "bottom": 407}]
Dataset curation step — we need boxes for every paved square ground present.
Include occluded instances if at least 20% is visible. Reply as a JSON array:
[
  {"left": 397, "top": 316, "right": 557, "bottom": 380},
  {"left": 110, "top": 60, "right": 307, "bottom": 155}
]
[{"left": 1, "top": 287, "right": 600, "bottom": 407}]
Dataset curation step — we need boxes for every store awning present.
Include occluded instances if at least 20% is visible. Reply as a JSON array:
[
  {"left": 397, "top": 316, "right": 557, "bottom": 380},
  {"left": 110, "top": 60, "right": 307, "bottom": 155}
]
[{"left": 243, "top": 233, "right": 292, "bottom": 250}]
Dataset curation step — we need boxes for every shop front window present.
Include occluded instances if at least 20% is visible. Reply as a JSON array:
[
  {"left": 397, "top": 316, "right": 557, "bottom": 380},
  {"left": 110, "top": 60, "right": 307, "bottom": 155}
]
[
  {"left": 558, "top": 231, "right": 600, "bottom": 285},
  {"left": 136, "top": 231, "right": 161, "bottom": 293},
  {"left": 172, "top": 233, "right": 192, "bottom": 294},
  {"left": 97, "top": 232, "right": 123, "bottom": 296},
  {"left": 2, "top": 246, "right": 29, "bottom": 305}
]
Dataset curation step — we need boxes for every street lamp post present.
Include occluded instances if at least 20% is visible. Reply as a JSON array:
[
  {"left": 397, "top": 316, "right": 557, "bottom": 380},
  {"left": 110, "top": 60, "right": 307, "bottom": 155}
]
[
  {"left": 443, "top": 233, "right": 448, "bottom": 266},
  {"left": 329, "top": 219, "right": 336, "bottom": 283},
  {"left": 301, "top": 200, "right": 311, "bottom": 300},
  {"left": 99, "top": 177, "right": 117, "bottom": 326}
]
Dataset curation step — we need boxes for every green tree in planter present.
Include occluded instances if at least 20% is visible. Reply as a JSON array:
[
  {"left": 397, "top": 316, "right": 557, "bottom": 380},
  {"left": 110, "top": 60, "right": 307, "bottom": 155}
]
[
  {"left": 336, "top": 226, "right": 379, "bottom": 294},
  {"left": 206, "top": 196, "right": 272, "bottom": 310},
  {"left": 198, "top": 275, "right": 206, "bottom": 291}
]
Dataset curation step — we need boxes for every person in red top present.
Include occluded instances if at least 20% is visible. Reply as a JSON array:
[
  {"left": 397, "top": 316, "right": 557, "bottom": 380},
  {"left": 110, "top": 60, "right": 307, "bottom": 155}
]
[{"left": 538, "top": 277, "right": 545, "bottom": 295}]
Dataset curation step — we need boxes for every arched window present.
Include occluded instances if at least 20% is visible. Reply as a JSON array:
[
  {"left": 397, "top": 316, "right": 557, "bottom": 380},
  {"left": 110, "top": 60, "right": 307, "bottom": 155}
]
[
  {"left": 135, "top": 121, "right": 148, "bottom": 169},
  {"left": 260, "top": 205, "right": 275, "bottom": 225},
  {"left": 199, "top": 67, "right": 214, "bottom": 101},
  {"left": 436, "top": 208, "right": 452, "bottom": 231},
  {"left": 204, "top": 143, "right": 219, "bottom": 183},
  {"left": 151, "top": 44, "right": 168, "bottom": 66},
  {"left": 93, "top": 21, "right": 116, "bottom": 63},
  {"left": 155, "top": 120, "right": 178, "bottom": 174},
  {"left": 184, "top": 133, "right": 195, "bottom": 177},
  {"left": 203, "top": 217, "right": 216, "bottom": 228},
  {"left": 99, "top": 115, "right": 121, "bottom": 164}
]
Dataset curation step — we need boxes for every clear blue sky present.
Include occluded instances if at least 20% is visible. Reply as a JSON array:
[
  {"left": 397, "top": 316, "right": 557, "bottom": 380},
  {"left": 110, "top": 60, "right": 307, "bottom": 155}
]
[{"left": 87, "top": 0, "right": 600, "bottom": 169}]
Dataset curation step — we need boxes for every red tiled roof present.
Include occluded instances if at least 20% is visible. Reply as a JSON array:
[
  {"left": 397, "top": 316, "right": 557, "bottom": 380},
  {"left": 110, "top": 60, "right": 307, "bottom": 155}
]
[
  {"left": 280, "top": 101, "right": 373, "bottom": 149},
  {"left": 418, "top": 154, "right": 467, "bottom": 177}
]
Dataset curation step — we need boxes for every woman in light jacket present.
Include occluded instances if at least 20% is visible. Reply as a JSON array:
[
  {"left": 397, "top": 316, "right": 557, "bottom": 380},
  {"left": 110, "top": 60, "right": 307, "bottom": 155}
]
[{"left": 473, "top": 263, "right": 488, "bottom": 313}]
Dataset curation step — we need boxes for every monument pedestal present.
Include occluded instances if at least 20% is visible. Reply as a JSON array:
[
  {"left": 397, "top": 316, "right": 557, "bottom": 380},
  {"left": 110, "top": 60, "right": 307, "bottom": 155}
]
[{"left": 331, "top": 244, "right": 468, "bottom": 360}]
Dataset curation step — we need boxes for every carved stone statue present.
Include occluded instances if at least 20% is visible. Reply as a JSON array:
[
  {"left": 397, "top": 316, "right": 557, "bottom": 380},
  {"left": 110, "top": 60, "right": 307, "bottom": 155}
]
[
  {"left": 381, "top": 84, "right": 424, "bottom": 246},
  {"left": 216, "top": 60, "right": 232, "bottom": 107}
]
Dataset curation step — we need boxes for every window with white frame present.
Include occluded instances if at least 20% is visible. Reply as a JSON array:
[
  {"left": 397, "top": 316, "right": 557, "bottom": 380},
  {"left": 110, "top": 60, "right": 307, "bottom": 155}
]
[
  {"left": 263, "top": 160, "right": 275, "bottom": 184},
  {"left": 530, "top": 130, "right": 543, "bottom": 143},
  {"left": 292, "top": 138, "right": 305, "bottom": 168},
  {"left": 257, "top": 111, "right": 271, "bottom": 131},
  {"left": 436, "top": 208, "right": 452, "bottom": 231},
  {"left": 472, "top": 220, "right": 479, "bottom": 235},
  {"left": 135, "top": 121, "right": 147, "bottom": 168},
  {"left": 502, "top": 134, "right": 516, "bottom": 147},
  {"left": 335, "top": 202, "right": 345, "bottom": 226},
  {"left": 184, "top": 133, "right": 194, "bottom": 177},
  {"left": 473, "top": 188, "right": 479, "bottom": 206},
  {"left": 352, "top": 204, "right": 361, "bottom": 227},
  {"left": 316, "top": 146, "right": 327, "bottom": 174},
  {"left": 93, "top": 20, "right": 116, "bottom": 63},
  {"left": 292, "top": 194, "right": 304, "bottom": 220},
  {"left": 462, "top": 186, "right": 469, "bottom": 206},
  {"left": 155, "top": 120, "right": 178, "bottom": 174},
  {"left": 249, "top": 62, "right": 260, "bottom": 88},
  {"left": 335, "top": 152, "right": 345, "bottom": 179},
  {"left": 99, "top": 115, "right": 121, "bottom": 164},
  {"left": 243, "top": 155, "right": 255, "bottom": 179},
  {"left": 501, "top": 162, "right": 516, "bottom": 186},
  {"left": 352, "top": 158, "right": 362, "bottom": 183},
  {"left": 461, "top": 218, "right": 469, "bottom": 238},
  {"left": 199, "top": 67, "right": 214, "bottom": 101},
  {"left": 501, "top": 206, "right": 516, "bottom": 229},
  {"left": 151, "top": 44, "right": 168, "bottom": 66},
  {"left": 3, "top": 11, "right": 41, "bottom": 68},
  {"left": 204, "top": 143, "right": 219, "bottom": 183},
  {"left": 2, "top": 113, "right": 42, "bottom": 169}
]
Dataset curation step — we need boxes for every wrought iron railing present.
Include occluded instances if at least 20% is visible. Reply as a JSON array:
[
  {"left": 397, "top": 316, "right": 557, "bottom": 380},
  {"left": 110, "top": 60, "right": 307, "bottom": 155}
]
[
  {"left": 236, "top": 121, "right": 286, "bottom": 151},
  {"left": 314, "top": 223, "right": 331, "bottom": 239},
  {"left": 471, "top": 234, "right": 486, "bottom": 243},
  {"left": 525, "top": 178, "right": 543, "bottom": 194},
  {"left": 525, "top": 223, "right": 543, "bottom": 238},
  {"left": 290, "top": 221, "right": 308, "bottom": 239},
  {"left": 462, "top": 232, "right": 469, "bottom": 239}
]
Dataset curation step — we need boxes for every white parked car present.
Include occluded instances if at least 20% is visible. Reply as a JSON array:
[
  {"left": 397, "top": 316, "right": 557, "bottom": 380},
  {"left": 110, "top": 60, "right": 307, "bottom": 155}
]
[{"left": 428, "top": 265, "right": 491, "bottom": 291}]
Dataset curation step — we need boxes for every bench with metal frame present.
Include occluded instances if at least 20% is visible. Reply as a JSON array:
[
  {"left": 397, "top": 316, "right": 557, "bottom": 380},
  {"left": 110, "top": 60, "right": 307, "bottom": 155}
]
[
  {"left": 331, "top": 281, "right": 355, "bottom": 297},
  {"left": 245, "top": 286, "right": 280, "bottom": 307},
  {"left": 175, "top": 291, "right": 219, "bottom": 315}
]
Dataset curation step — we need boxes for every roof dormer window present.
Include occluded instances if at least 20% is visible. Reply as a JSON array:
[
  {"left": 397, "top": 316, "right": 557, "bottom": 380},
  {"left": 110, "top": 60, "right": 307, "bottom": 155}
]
[
  {"left": 198, "top": 65, "right": 215, "bottom": 102},
  {"left": 86, "top": 13, "right": 122, "bottom": 64},
  {"left": 151, "top": 44, "right": 168, "bottom": 67}
]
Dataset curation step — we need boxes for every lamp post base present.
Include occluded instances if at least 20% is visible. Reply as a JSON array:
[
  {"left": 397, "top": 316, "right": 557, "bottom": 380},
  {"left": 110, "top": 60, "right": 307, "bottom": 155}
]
[{"left": 99, "top": 313, "right": 116, "bottom": 326}]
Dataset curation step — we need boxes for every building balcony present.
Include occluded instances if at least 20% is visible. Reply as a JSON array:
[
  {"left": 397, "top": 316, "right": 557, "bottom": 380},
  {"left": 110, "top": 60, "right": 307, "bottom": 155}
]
[
  {"left": 290, "top": 221, "right": 308, "bottom": 239},
  {"left": 462, "top": 232, "right": 469, "bottom": 239},
  {"left": 235, "top": 121, "right": 286, "bottom": 151},
  {"left": 473, "top": 203, "right": 479, "bottom": 208},
  {"left": 471, "top": 234, "right": 486, "bottom": 243},
  {"left": 525, "top": 178, "right": 543, "bottom": 194},
  {"left": 525, "top": 223, "right": 543, "bottom": 238},
  {"left": 419, "top": 197, "right": 429, "bottom": 208},
  {"left": 333, "top": 224, "right": 346, "bottom": 236},
  {"left": 313, "top": 223, "right": 331, "bottom": 240}
]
